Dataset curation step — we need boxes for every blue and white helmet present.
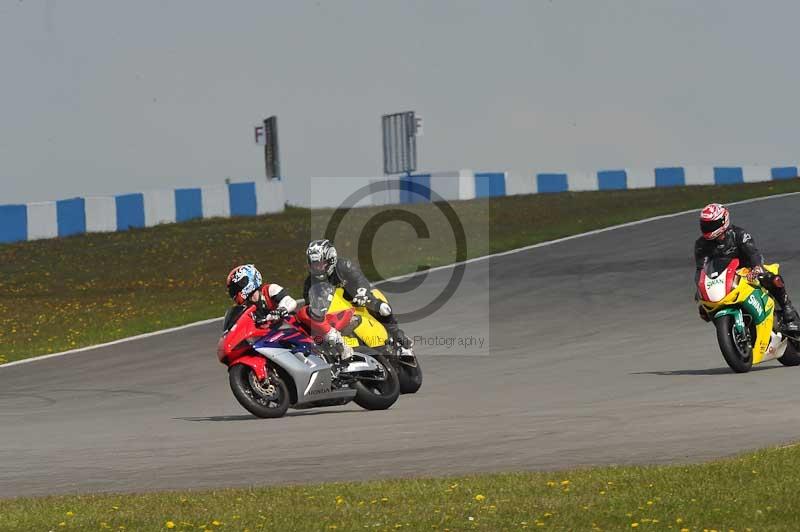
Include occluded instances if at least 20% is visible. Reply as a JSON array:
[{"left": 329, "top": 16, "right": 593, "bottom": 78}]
[
  {"left": 306, "top": 239, "right": 337, "bottom": 280},
  {"left": 226, "top": 264, "right": 263, "bottom": 304}
]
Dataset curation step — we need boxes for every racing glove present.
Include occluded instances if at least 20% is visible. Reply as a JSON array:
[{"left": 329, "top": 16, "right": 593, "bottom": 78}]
[
  {"left": 325, "top": 329, "right": 353, "bottom": 360},
  {"left": 351, "top": 287, "right": 370, "bottom": 307},
  {"left": 747, "top": 265, "right": 765, "bottom": 283},
  {"left": 268, "top": 307, "right": 289, "bottom": 321},
  {"left": 255, "top": 306, "right": 288, "bottom": 326}
]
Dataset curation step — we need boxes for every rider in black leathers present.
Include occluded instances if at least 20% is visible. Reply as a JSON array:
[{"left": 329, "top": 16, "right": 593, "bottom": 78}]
[
  {"left": 303, "top": 239, "right": 414, "bottom": 348},
  {"left": 695, "top": 203, "right": 800, "bottom": 333}
]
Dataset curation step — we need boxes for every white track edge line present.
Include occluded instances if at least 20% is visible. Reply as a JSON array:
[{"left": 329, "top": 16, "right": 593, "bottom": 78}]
[{"left": 3, "top": 190, "right": 798, "bottom": 369}]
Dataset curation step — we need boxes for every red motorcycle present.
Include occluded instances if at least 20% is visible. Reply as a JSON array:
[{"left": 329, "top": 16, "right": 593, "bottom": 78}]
[{"left": 217, "top": 290, "right": 400, "bottom": 419}]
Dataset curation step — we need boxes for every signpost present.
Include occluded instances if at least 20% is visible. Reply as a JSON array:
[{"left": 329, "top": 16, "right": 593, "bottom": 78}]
[
  {"left": 255, "top": 116, "right": 280, "bottom": 180},
  {"left": 382, "top": 111, "right": 421, "bottom": 175}
]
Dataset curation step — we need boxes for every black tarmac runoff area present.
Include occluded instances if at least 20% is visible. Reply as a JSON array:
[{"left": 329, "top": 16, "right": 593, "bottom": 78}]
[{"left": 2, "top": 194, "right": 800, "bottom": 498}]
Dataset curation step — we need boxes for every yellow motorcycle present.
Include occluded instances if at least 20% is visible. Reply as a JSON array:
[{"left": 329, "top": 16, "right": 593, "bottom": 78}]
[
  {"left": 326, "top": 286, "right": 423, "bottom": 394},
  {"left": 698, "top": 257, "right": 800, "bottom": 373}
]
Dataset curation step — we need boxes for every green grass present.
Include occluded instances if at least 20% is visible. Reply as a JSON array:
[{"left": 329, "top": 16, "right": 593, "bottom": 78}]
[
  {"left": 3, "top": 444, "right": 800, "bottom": 530},
  {"left": 1, "top": 179, "right": 799, "bottom": 364}
]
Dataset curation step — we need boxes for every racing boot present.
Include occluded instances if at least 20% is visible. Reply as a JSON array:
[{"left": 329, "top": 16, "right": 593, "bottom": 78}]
[
  {"left": 761, "top": 275, "right": 800, "bottom": 335},
  {"left": 781, "top": 300, "right": 800, "bottom": 335},
  {"left": 386, "top": 323, "right": 413, "bottom": 349}
]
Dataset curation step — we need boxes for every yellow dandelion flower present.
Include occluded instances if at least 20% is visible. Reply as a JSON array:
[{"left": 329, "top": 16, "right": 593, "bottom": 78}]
[
  {"left": 66, "top": 511, "right": 75, "bottom": 517},
  {"left": 474, "top": 494, "right": 486, "bottom": 502},
  {"left": 166, "top": 522, "right": 176, "bottom": 529},
  {"left": 631, "top": 524, "right": 639, "bottom": 528},
  {"left": 212, "top": 520, "right": 222, "bottom": 526},
  {"left": 546, "top": 481, "right": 556, "bottom": 487},
  {"left": 381, "top": 497, "right": 389, "bottom": 502},
  {"left": 560, "top": 480, "right": 570, "bottom": 486}
]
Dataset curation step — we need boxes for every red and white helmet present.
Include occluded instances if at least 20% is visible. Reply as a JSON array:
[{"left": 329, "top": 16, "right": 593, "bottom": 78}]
[{"left": 699, "top": 203, "right": 730, "bottom": 240}]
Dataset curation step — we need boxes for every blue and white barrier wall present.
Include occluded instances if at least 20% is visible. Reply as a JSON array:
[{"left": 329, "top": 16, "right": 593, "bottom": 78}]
[
  {"left": 392, "top": 170, "right": 507, "bottom": 204},
  {"left": 369, "top": 163, "right": 797, "bottom": 205},
  {"left": 0, "top": 179, "right": 285, "bottom": 244},
  {"left": 530, "top": 164, "right": 799, "bottom": 194}
]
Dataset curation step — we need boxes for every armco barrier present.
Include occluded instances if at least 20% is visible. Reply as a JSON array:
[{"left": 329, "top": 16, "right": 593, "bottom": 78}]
[{"left": 1, "top": 179, "right": 285, "bottom": 244}]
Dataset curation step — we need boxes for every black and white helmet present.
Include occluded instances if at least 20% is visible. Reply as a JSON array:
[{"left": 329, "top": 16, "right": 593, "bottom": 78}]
[{"left": 306, "top": 239, "right": 337, "bottom": 280}]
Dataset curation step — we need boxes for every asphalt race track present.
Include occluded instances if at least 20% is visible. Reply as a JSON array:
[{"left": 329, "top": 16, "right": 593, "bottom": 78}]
[{"left": 3, "top": 195, "right": 800, "bottom": 498}]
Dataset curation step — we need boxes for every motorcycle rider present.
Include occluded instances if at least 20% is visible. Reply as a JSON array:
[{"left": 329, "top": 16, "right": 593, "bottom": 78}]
[
  {"left": 695, "top": 203, "right": 800, "bottom": 333},
  {"left": 227, "top": 264, "right": 353, "bottom": 359},
  {"left": 303, "top": 239, "right": 414, "bottom": 349},
  {"left": 226, "top": 264, "right": 297, "bottom": 322}
]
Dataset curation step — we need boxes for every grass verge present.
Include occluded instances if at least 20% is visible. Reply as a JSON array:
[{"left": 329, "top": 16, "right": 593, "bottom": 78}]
[
  {"left": 2, "top": 179, "right": 799, "bottom": 364},
  {"left": 2, "top": 444, "right": 799, "bottom": 530}
]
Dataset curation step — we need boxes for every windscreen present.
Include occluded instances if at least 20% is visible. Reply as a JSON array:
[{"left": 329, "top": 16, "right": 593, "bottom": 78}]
[
  {"left": 308, "top": 281, "right": 335, "bottom": 319},
  {"left": 703, "top": 256, "right": 733, "bottom": 277}
]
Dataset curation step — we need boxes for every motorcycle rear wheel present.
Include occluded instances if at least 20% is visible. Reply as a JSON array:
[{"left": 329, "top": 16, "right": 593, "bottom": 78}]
[
  {"left": 779, "top": 339, "right": 800, "bottom": 366},
  {"left": 229, "top": 365, "right": 290, "bottom": 418},
  {"left": 352, "top": 350, "right": 400, "bottom": 410},
  {"left": 715, "top": 314, "right": 753, "bottom": 373}
]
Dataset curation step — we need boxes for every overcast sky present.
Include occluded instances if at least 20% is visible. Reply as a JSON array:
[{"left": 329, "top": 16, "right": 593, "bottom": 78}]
[{"left": 2, "top": 0, "right": 799, "bottom": 204}]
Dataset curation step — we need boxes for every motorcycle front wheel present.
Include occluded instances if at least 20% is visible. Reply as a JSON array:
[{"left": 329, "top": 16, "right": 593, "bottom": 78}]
[
  {"left": 715, "top": 314, "right": 753, "bottom": 373},
  {"left": 229, "top": 364, "right": 290, "bottom": 418},
  {"left": 352, "top": 350, "right": 400, "bottom": 410}
]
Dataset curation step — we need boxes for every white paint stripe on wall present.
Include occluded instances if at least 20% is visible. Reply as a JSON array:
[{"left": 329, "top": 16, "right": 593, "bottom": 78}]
[
  {"left": 255, "top": 179, "right": 285, "bottom": 214},
  {"left": 741, "top": 165, "right": 771, "bottom": 183},
  {"left": 143, "top": 189, "right": 176, "bottom": 227},
  {"left": 684, "top": 165, "right": 715, "bottom": 185},
  {"left": 505, "top": 172, "right": 534, "bottom": 196},
  {"left": 84, "top": 196, "right": 117, "bottom": 232},
  {"left": 458, "top": 169, "right": 475, "bottom": 200},
  {"left": 201, "top": 185, "right": 230, "bottom": 218},
  {"left": 626, "top": 167, "right": 656, "bottom": 189},
  {"left": 311, "top": 177, "right": 376, "bottom": 208},
  {"left": 369, "top": 177, "right": 394, "bottom": 206},
  {"left": 567, "top": 170, "right": 597, "bottom": 191},
  {"left": 429, "top": 171, "right": 461, "bottom": 201},
  {"left": 26, "top": 201, "right": 58, "bottom": 240}
]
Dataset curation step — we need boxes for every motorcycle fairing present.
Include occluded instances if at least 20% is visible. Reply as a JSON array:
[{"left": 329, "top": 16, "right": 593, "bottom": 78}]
[
  {"left": 230, "top": 355, "right": 268, "bottom": 381},
  {"left": 700, "top": 262, "right": 781, "bottom": 364},
  {"left": 254, "top": 347, "right": 355, "bottom": 406},
  {"left": 327, "top": 287, "right": 390, "bottom": 348},
  {"left": 252, "top": 323, "right": 315, "bottom": 349}
]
